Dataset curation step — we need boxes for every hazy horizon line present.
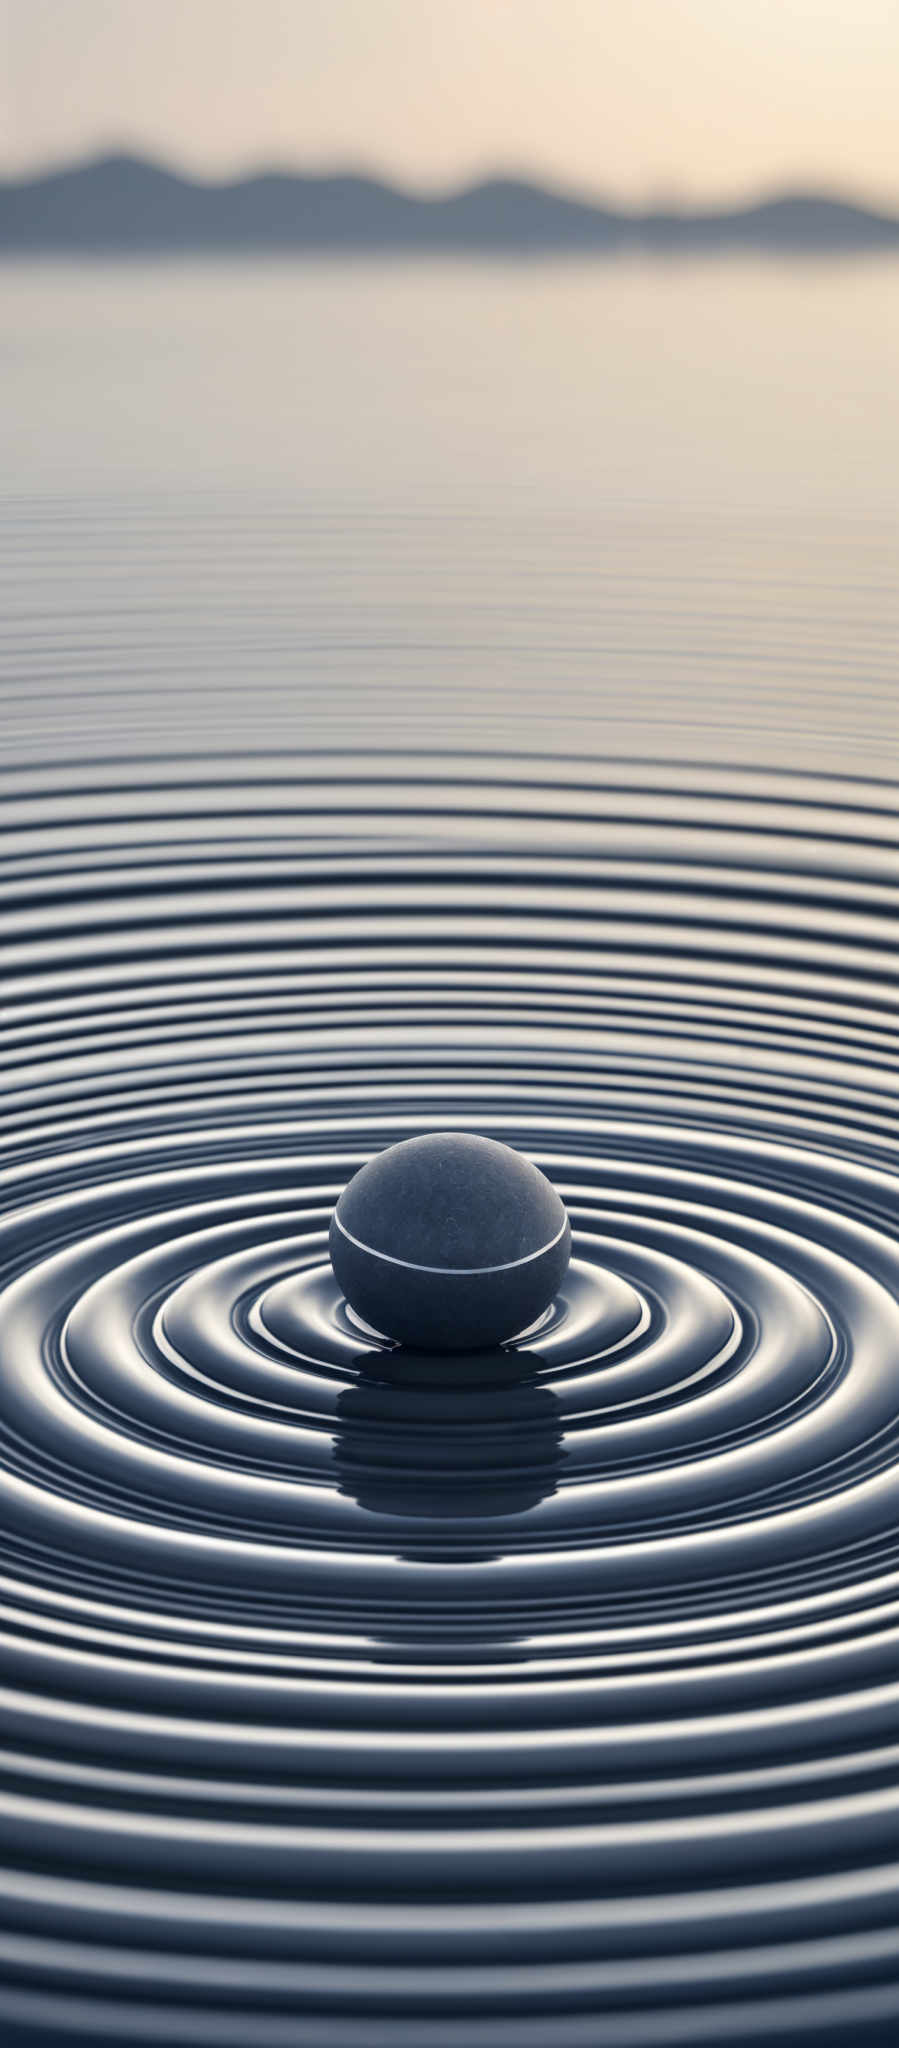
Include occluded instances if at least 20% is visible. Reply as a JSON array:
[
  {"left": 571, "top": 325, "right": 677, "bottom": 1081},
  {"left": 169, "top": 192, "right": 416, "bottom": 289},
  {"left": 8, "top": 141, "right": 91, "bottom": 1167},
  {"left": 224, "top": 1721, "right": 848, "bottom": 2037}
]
[
  {"left": 4, "top": 145, "right": 899, "bottom": 221},
  {"left": 5, "top": 147, "right": 899, "bottom": 259}
]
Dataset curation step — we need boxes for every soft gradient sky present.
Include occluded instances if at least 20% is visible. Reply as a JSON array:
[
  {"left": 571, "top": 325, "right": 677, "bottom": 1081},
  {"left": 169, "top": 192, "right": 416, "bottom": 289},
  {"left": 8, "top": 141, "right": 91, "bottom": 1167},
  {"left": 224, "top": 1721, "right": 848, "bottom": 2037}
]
[{"left": 3, "top": 0, "right": 898, "bottom": 204}]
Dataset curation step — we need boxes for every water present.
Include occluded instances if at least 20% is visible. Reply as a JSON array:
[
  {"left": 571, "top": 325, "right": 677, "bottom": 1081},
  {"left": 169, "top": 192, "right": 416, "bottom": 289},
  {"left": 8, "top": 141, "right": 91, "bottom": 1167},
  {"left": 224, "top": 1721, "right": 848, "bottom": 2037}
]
[{"left": 1, "top": 255, "right": 899, "bottom": 2045}]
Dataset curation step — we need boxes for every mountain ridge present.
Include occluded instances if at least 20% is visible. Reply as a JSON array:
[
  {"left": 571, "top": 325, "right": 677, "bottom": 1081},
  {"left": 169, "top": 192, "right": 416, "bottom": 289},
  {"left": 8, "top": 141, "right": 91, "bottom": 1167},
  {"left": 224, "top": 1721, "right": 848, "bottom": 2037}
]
[{"left": 3, "top": 151, "right": 898, "bottom": 253}]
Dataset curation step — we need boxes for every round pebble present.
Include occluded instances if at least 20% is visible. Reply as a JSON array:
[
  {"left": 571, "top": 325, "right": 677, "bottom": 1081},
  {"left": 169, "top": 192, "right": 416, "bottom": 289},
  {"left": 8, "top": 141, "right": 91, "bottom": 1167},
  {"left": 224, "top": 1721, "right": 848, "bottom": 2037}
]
[{"left": 329, "top": 1132, "right": 571, "bottom": 1352}]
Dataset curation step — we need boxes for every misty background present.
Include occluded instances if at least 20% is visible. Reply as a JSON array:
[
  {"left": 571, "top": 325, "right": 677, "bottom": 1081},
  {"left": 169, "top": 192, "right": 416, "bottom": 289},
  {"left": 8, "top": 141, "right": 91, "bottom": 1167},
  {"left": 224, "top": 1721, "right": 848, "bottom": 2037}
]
[
  {"left": 4, "top": 0, "right": 899, "bottom": 208},
  {"left": 2, "top": 0, "right": 897, "bottom": 779}
]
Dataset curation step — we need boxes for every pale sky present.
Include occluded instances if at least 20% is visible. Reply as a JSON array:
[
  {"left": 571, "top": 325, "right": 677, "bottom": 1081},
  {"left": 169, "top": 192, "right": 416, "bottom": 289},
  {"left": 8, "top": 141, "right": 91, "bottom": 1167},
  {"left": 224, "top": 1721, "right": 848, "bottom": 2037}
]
[{"left": 3, "top": 0, "right": 898, "bottom": 205}]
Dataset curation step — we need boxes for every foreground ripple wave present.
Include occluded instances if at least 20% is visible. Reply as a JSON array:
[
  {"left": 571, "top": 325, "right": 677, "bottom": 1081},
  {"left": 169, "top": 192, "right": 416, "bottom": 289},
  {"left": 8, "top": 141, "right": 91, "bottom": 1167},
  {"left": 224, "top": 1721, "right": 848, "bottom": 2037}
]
[{"left": 2, "top": 748, "right": 899, "bottom": 2046}]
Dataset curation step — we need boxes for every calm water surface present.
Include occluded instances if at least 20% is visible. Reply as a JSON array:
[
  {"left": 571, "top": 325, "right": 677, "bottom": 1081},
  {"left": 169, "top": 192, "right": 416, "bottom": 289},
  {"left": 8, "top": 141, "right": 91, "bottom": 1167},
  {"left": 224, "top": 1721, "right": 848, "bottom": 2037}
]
[{"left": 1, "top": 257, "right": 898, "bottom": 2044}]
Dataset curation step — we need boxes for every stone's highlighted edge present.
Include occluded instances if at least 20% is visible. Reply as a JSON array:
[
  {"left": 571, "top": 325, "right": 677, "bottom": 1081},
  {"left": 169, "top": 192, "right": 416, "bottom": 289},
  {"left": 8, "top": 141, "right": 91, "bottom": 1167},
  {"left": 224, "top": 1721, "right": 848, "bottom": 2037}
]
[{"left": 331, "top": 1210, "right": 568, "bottom": 1278}]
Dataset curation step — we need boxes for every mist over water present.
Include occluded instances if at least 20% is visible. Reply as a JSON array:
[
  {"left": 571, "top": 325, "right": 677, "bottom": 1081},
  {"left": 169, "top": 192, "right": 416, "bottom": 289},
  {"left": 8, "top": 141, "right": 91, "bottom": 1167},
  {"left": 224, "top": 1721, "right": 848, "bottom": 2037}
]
[
  {"left": 1, "top": 255, "right": 899, "bottom": 2044},
  {"left": 5, "top": 254, "right": 898, "bottom": 770}
]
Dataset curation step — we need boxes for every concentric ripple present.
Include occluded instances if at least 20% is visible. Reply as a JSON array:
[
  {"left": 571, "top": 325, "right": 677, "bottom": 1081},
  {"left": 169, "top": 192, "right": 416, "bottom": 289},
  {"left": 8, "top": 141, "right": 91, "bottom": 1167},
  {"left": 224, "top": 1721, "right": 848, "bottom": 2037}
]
[{"left": 2, "top": 750, "right": 899, "bottom": 2046}]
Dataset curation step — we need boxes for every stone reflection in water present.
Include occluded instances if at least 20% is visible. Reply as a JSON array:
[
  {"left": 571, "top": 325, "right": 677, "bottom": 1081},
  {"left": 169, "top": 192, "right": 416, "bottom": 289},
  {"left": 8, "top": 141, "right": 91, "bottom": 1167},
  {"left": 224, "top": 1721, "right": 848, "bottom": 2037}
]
[{"left": 334, "top": 1345, "right": 565, "bottom": 1554}]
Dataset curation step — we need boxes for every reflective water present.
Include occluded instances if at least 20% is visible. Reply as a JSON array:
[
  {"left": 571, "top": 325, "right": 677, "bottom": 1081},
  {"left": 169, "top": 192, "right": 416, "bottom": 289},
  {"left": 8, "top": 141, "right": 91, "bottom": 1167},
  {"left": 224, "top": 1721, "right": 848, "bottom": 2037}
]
[{"left": 1, "top": 257, "right": 898, "bottom": 2044}]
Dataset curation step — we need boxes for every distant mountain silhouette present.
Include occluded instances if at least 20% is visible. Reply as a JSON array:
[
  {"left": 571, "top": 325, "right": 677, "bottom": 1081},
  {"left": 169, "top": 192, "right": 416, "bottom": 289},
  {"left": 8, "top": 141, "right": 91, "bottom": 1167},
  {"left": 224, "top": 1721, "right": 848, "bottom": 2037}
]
[{"left": 2, "top": 152, "right": 898, "bottom": 255}]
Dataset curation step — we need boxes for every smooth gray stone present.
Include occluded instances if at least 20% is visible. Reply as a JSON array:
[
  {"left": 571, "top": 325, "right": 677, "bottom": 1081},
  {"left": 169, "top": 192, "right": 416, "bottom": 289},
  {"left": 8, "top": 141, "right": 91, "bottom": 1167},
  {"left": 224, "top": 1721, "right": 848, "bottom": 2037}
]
[{"left": 329, "top": 1131, "right": 571, "bottom": 1352}]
